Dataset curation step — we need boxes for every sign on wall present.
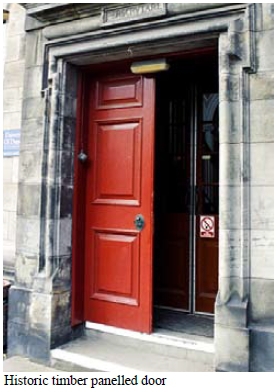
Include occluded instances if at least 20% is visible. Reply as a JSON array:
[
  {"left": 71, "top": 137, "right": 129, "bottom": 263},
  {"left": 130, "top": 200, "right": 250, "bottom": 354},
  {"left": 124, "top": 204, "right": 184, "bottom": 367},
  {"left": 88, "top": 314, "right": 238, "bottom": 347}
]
[
  {"left": 200, "top": 216, "right": 215, "bottom": 238},
  {"left": 3, "top": 129, "right": 21, "bottom": 157}
]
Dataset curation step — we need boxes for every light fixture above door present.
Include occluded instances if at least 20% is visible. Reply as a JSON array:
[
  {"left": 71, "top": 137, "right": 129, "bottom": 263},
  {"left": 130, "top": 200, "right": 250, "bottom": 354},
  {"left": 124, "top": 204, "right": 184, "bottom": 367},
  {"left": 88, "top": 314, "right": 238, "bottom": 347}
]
[{"left": 131, "top": 58, "right": 170, "bottom": 74}]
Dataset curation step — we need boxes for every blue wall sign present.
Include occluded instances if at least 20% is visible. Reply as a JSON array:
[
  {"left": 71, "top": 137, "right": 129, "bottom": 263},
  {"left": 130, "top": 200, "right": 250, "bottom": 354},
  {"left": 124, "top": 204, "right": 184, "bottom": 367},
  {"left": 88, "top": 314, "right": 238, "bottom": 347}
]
[{"left": 3, "top": 129, "right": 21, "bottom": 157}]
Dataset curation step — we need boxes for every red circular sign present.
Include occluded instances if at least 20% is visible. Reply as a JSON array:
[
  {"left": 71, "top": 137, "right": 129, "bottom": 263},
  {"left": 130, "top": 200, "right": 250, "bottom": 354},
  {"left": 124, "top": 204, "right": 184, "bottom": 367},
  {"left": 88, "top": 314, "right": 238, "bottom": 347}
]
[{"left": 200, "top": 216, "right": 215, "bottom": 238}]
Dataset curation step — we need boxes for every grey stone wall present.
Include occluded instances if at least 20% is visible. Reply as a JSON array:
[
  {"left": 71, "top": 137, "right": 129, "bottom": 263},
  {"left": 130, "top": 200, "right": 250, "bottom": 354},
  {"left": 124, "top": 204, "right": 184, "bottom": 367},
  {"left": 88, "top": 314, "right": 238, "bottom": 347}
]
[
  {"left": 3, "top": 4, "right": 26, "bottom": 279},
  {"left": 248, "top": 3, "right": 274, "bottom": 372}
]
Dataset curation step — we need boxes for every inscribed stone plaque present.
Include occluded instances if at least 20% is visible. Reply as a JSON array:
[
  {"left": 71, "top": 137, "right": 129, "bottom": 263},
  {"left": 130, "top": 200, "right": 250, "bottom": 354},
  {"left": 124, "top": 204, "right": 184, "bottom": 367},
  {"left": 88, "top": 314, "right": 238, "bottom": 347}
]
[{"left": 103, "top": 3, "right": 167, "bottom": 27}]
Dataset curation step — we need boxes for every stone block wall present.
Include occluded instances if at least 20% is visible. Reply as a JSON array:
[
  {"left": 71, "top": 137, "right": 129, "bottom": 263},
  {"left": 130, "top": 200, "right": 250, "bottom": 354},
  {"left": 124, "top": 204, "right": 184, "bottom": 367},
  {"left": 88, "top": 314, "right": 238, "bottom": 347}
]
[
  {"left": 248, "top": 3, "right": 274, "bottom": 372},
  {"left": 3, "top": 4, "right": 26, "bottom": 279}
]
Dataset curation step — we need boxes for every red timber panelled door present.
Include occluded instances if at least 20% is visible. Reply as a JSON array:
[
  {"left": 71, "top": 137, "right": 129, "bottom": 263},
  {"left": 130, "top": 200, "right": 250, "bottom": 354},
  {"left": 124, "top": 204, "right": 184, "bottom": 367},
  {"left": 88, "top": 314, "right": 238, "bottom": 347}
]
[{"left": 83, "top": 71, "right": 155, "bottom": 333}]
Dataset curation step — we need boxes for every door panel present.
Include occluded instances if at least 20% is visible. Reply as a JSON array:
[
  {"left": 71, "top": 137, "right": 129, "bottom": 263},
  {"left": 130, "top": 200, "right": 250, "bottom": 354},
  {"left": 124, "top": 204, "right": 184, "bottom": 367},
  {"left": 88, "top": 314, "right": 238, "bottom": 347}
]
[
  {"left": 92, "top": 121, "right": 142, "bottom": 205},
  {"left": 84, "top": 73, "right": 155, "bottom": 333}
]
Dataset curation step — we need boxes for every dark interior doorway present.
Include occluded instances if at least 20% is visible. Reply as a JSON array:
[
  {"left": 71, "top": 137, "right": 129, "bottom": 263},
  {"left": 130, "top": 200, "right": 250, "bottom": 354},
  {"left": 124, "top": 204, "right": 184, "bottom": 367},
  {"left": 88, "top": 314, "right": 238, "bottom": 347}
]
[{"left": 153, "top": 54, "right": 219, "bottom": 334}]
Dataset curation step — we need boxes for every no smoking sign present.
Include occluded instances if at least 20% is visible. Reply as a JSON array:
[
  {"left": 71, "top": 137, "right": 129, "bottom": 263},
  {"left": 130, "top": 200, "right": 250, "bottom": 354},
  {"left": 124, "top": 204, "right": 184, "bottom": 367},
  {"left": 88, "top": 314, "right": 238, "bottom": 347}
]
[{"left": 200, "top": 216, "right": 215, "bottom": 238}]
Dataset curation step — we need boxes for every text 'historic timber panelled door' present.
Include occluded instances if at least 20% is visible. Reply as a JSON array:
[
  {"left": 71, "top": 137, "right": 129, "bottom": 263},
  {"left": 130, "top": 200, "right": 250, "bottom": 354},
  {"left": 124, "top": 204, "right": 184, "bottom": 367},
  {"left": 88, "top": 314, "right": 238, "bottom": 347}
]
[{"left": 84, "top": 73, "right": 155, "bottom": 333}]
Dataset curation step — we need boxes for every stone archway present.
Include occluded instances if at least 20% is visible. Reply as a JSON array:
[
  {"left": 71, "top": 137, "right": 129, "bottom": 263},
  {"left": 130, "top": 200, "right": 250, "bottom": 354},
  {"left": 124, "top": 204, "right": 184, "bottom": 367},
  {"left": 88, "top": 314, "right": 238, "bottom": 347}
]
[{"left": 9, "top": 3, "right": 258, "bottom": 371}]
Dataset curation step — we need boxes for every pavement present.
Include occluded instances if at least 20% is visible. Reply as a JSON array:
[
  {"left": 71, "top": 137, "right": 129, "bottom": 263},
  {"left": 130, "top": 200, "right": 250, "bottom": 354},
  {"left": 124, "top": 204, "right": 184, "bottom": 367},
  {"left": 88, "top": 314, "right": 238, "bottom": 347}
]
[{"left": 3, "top": 356, "right": 64, "bottom": 372}]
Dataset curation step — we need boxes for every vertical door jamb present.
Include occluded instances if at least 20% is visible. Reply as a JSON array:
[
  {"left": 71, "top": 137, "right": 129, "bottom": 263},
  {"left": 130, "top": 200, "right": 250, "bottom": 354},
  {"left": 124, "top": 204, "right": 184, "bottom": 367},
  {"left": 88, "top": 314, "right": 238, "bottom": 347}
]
[{"left": 71, "top": 72, "right": 87, "bottom": 326}]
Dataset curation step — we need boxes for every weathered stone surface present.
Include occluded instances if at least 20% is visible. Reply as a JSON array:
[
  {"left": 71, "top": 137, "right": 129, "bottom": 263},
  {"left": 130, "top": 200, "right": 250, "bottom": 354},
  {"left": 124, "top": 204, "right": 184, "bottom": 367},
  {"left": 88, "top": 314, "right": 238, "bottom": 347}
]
[
  {"left": 251, "top": 186, "right": 274, "bottom": 231},
  {"left": 217, "top": 280, "right": 250, "bottom": 314},
  {"left": 51, "top": 291, "right": 71, "bottom": 329},
  {"left": 167, "top": 3, "right": 228, "bottom": 16},
  {"left": 16, "top": 216, "right": 40, "bottom": 255},
  {"left": 250, "top": 327, "right": 274, "bottom": 372},
  {"left": 3, "top": 241, "right": 16, "bottom": 277},
  {"left": 22, "top": 97, "right": 44, "bottom": 120},
  {"left": 60, "top": 185, "right": 74, "bottom": 218},
  {"left": 44, "top": 218, "right": 72, "bottom": 257},
  {"left": 12, "top": 157, "right": 19, "bottom": 183},
  {"left": 29, "top": 292, "right": 51, "bottom": 330},
  {"left": 8, "top": 310, "right": 50, "bottom": 361},
  {"left": 250, "top": 143, "right": 274, "bottom": 184},
  {"left": 3, "top": 158, "right": 13, "bottom": 182},
  {"left": 8, "top": 286, "right": 31, "bottom": 325},
  {"left": 250, "top": 73, "right": 274, "bottom": 101},
  {"left": 3, "top": 111, "right": 22, "bottom": 130},
  {"left": 3, "top": 212, "right": 17, "bottom": 243},
  {"left": 14, "top": 254, "right": 39, "bottom": 287},
  {"left": 249, "top": 278, "right": 274, "bottom": 323},
  {"left": 261, "top": 3, "right": 274, "bottom": 32},
  {"left": 24, "top": 66, "right": 44, "bottom": 98},
  {"left": 250, "top": 101, "right": 274, "bottom": 143},
  {"left": 25, "top": 31, "right": 45, "bottom": 67},
  {"left": 20, "top": 118, "right": 44, "bottom": 149},
  {"left": 17, "top": 183, "right": 41, "bottom": 216},
  {"left": 60, "top": 95, "right": 77, "bottom": 118},
  {"left": 220, "top": 186, "right": 242, "bottom": 230},
  {"left": 215, "top": 294, "right": 248, "bottom": 328},
  {"left": 43, "top": 15, "right": 101, "bottom": 40},
  {"left": 220, "top": 144, "right": 242, "bottom": 186},
  {"left": 3, "top": 87, "right": 23, "bottom": 113},
  {"left": 219, "top": 73, "right": 240, "bottom": 102},
  {"left": 251, "top": 230, "right": 274, "bottom": 280},
  {"left": 255, "top": 30, "right": 274, "bottom": 71},
  {"left": 219, "top": 100, "right": 241, "bottom": 144},
  {"left": 7, "top": 212, "right": 17, "bottom": 243},
  {"left": 3, "top": 211, "right": 9, "bottom": 240},
  {"left": 3, "top": 60, "right": 25, "bottom": 89},
  {"left": 219, "top": 229, "right": 242, "bottom": 278},
  {"left": 18, "top": 150, "right": 43, "bottom": 183},
  {"left": 62, "top": 64, "right": 78, "bottom": 98},
  {"left": 215, "top": 324, "right": 249, "bottom": 372},
  {"left": 44, "top": 151, "right": 75, "bottom": 186},
  {"left": 60, "top": 117, "right": 77, "bottom": 150},
  {"left": 51, "top": 256, "right": 72, "bottom": 290},
  {"left": 5, "top": 4, "right": 26, "bottom": 36},
  {"left": 5, "top": 34, "right": 26, "bottom": 62},
  {"left": 3, "top": 184, "right": 18, "bottom": 211},
  {"left": 8, "top": 321, "right": 30, "bottom": 358}
]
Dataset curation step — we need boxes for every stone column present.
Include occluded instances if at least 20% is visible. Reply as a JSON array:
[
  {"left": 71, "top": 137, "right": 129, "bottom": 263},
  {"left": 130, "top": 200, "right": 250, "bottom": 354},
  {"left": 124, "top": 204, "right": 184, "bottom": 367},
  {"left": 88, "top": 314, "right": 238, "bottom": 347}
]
[
  {"left": 8, "top": 26, "right": 78, "bottom": 360},
  {"left": 248, "top": 3, "right": 274, "bottom": 372},
  {"left": 3, "top": 4, "right": 26, "bottom": 279},
  {"left": 215, "top": 6, "right": 257, "bottom": 372}
]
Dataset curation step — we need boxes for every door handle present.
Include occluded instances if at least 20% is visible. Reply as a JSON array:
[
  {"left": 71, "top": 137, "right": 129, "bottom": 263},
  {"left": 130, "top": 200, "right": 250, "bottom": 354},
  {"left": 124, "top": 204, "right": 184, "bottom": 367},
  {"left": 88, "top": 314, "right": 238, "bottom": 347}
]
[
  {"left": 78, "top": 150, "right": 88, "bottom": 163},
  {"left": 134, "top": 214, "right": 145, "bottom": 231}
]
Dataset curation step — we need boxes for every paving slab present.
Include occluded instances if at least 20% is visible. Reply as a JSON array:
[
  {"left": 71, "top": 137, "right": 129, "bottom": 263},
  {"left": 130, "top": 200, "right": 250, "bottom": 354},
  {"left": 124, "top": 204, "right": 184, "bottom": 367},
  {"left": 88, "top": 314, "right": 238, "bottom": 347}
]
[{"left": 3, "top": 356, "right": 64, "bottom": 372}]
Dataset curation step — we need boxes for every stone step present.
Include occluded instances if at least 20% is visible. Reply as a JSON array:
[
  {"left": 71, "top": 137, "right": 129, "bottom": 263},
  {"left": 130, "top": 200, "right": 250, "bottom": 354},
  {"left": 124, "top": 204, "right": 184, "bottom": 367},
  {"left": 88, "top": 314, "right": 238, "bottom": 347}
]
[{"left": 51, "top": 324, "right": 215, "bottom": 372}]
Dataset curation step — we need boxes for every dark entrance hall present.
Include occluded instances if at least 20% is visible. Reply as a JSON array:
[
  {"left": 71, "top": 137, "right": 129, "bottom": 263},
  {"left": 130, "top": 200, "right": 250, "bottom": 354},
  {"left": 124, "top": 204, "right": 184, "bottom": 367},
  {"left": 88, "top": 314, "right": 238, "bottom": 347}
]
[{"left": 153, "top": 54, "right": 219, "bottom": 320}]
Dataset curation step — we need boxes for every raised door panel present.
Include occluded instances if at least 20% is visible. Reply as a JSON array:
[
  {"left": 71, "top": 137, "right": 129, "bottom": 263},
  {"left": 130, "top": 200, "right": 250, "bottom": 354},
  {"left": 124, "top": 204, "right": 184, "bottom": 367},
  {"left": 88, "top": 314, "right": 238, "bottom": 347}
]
[
  {"left": 96, "top": 75, "right": 143, "bottom": 109},
  {"left": 92, "top": 121, "right": 142, "bottom": 205}
]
